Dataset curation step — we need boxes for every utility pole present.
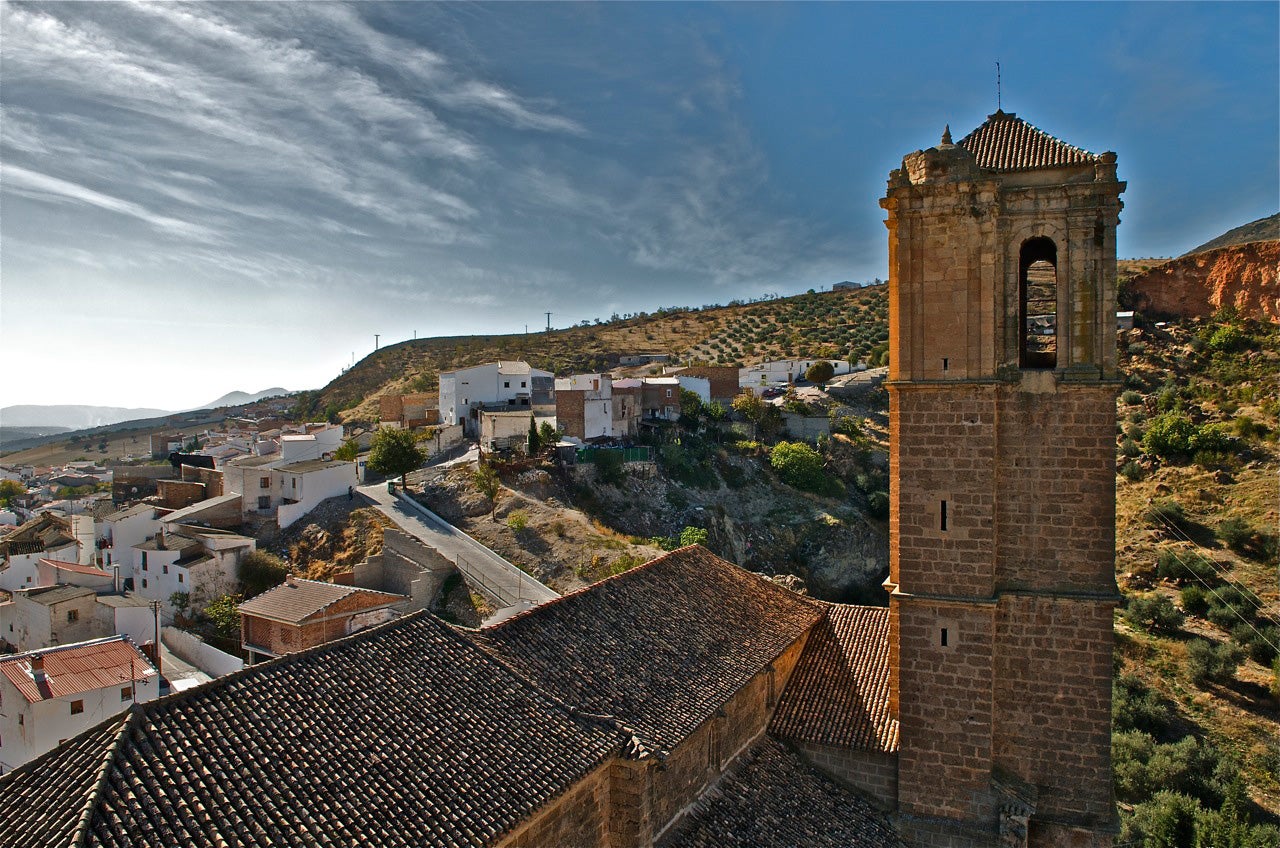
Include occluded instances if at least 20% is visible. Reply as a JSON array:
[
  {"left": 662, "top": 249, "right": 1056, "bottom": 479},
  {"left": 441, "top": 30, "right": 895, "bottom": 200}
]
[
  {"left": 151, "top": 599, "right": 162, "bottom": 678},
  {"left": 544, "top": 312, "right": 552, "bottom": 332},
  {"left": 374, "top": 334, "right": 380, "bottom": 350}
]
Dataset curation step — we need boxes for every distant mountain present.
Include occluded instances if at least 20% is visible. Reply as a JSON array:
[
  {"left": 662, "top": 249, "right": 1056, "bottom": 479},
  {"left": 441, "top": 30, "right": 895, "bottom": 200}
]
[
  {"left": 0, "top": 405, "right": 173, "bottom": 430},
  {"left": 189, "top": 388, "right": 292, "bottom": 411},
  {"left": 1183, "top": 213, "right": 1279, "bottom": 256}
]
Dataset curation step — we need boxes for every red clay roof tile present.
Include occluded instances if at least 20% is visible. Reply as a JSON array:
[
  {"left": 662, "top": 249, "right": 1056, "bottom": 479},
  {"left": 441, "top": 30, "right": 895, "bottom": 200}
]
[{"left": 958, "top": 110, "right": 1097, "bottom": 172}]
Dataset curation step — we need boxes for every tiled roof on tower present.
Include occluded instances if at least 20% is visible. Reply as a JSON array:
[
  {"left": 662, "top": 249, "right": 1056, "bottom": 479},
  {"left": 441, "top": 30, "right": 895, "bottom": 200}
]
[{"left": 958, "top": 109, "right": 1097, "bottom": 171}]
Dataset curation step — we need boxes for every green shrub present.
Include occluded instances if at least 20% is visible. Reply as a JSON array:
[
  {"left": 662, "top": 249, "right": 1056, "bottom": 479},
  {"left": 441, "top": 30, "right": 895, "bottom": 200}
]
[
  {"left": 678, "top": 526, "right": 709, "bottom": 547},
  {"left": 1113, "top": 674, "right": 1172, "bottom": 736},
  {"left": 506, "top": 509, "right": 529, "bottom": 532},
  {"left": 1121, "top": 390, "right": 1144, "bottom": 405},
  {"left": 595, "top": 449, "right": 626, "bottom": 486},
  {"left": 1155, "top": 548, "right": 1218, "bottom": 585},
  {"left": 804, "top": 360, "right": 835, "bottom": 382},
  {"left": 238, "top": 550, "right": 289, "bottom": 599},
  {"left": 866, "top": 490, "right": 890, "bottom": 519},
  {"left": 769, "top": 441, "right": 835, "bottom": 494},
  {"left": 1119, "top": 437, "right": 1142, "bottom": 457},
  {"left": 1144, "top": 499, "right": 1187, "bottom": 531},
  {"left": 1179, "top": 585, "right": 1210, "bottom": 617},
  {"left": 1119, "top": 791, "right": 1200, "bottom": 848},
  {"left": 1218, "top": 517, "right": 1254, "bottom": 553},
  {"left": 1204, "top": 585, "right": 1263, "bottom": 630},
  {"left": 1120, "top": 460, "right": 1145, "bottom": 482},
  {"left": 1143, "top": 412, "right": 1197, "bottom": 458},
  {"left": 1187, "top": 639, "right": 1244, "bottom": 686},
  {"left": 1231, "top": 622, "right": 1279, "bottom": 666},
  {"left": 1207, "top": 323, "right": 1247, "bottom": 353},
  {"left": 1125, "top": 593, "right": 1185, "bottom": 635}
]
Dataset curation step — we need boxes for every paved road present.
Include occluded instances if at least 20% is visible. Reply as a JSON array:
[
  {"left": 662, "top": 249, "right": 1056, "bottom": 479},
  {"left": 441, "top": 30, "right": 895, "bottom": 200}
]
[{"left": 358, "top": 483, "right": 558, "bottom": 608}]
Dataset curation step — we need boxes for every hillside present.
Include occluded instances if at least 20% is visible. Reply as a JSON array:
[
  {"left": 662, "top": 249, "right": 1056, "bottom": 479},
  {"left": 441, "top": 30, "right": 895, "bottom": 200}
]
[
  {"left": 299, "top": 285, "right": 887, "bottom": 422},
  {"left": 1184, "top": 213, "right": 1280, "bottom": 256}
]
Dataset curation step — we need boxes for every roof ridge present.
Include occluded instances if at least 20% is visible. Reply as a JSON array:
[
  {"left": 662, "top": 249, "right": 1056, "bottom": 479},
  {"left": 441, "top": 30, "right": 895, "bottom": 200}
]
[
  {"left": 68, "top": 709, "right": 140, "bottom": 848},
  {"left": 456, "top": 619, "right": 651, "bottom": 758}
]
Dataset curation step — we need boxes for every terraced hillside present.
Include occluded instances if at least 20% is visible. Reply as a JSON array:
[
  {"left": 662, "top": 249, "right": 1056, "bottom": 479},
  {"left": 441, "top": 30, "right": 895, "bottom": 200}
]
[{"left": 299, "top": 285, "right": 886, "bottom": 422}]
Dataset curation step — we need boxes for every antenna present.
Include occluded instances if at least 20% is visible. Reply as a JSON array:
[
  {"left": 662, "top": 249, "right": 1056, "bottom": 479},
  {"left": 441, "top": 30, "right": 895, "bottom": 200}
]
[
  {"left": 544, "top": 312, "right": 552, "bottom": 332},
  {"left": 996, "top": 60, "right": 1002, "bottom": 110}
]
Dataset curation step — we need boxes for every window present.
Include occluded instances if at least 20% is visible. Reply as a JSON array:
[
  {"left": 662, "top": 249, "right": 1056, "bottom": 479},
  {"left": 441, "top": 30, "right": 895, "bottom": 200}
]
[
  {"left": 940, "top": 500, "right": 948, "bottom": 532},
  {"left": 70, "top": 700, "right": 84, "bottom": 715},
  {"left": 178, "top": 572, "right": 184, "bottom": 584},
  {"left": 67, "top": 610, "right": 79, "bottom": 623},
  {"left": 260, "top": 476, "right": 270, "bottom": 489},
  {"left": 504, "top": 381, "right": 510, "bottom": 388},
  {"left": 940, "top": 627, "right": 949, "bottom": 648},
  {"left": 258, "top": 495, "right": 271, "bottom": 510},
  {"left": 521, "top": 381, "right": 526, "bottom": 388},
  {"left": 141, "top": 579, "right": 148, "bottom": 589},
  {"left": 141, "top": 552, "right": 148, "bottom": 570},
  {"left": 665, "top": 389, "right": 673, "bottom": 398},
  {"left": 1019, "top": 237, "right": 1058, "bottom": 369},
  {"left": 121, "top": 687, "right": 132, "bottom": 702},
  {"left": 291, "top": 478, "right": 297, "bottom": 490}
]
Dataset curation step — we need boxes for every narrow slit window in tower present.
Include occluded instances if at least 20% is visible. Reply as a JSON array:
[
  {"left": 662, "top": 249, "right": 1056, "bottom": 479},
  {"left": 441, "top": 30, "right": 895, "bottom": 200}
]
[
  {"left": 940, "top": 627, "right": 949, "bottom": 648},
  {"left": 940, "top": 500, "right": 948, "bottom": 531},
  {"left": 1019, "top": 237, "right": 1058, "bottom": 369}
]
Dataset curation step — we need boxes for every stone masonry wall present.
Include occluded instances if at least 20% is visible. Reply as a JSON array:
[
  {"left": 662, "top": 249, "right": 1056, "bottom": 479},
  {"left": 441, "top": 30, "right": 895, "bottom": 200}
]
[
  {"left": 557, "top": 390, "right": 587, "bottom": 440},
  {"left": 500, "top": 759, "right": 612, "bottom": 848},
  {"left": 994, "top": 595, "right": 1116, "bottom": 834},
  {"left": 993, "top": 384, "right": 1117, "bottom": 593},
  {"left": 793, "top": 741, "right": 897, "bottom": 808}
]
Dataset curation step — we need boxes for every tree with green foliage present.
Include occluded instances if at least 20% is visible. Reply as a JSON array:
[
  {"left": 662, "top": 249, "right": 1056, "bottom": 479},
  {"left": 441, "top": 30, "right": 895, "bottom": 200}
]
[
  {"left": 0, "top": 479, "right": 27, "bottom": 507},
  {"left": 539, "top": 421, "right": 558, "bottom": 449},
  {"left": 333, "top": 438, "right": 360, "bottom": 461},
  {"left": 678, "top": 389, "right": 704, "bottom": 429},
  {"left": 1125, "top": 593, "right": 1185, "bottom": 635},
  {"left": 202, "top": 593, "right": 242, "bottom": 641},
  {"left": 679, "top": 526, "right": 709, "bottom": 548},
  {"left": 1187, "top": 638, "right": 1244, "bottom": 686},
  {"left": 732, "top": 390, "right": 782, "bottom": 440},
  {"left": 805, "top": 360, "right": 835, "bottom": 383},
  {"left": 769, "top": 441, "right": 828, "bottom": 493},
  {"left": 472, "top": 463, "right": 501, "bottom": 520},
  {"left": 369, "top": 427, "right": 426, "bottom": 487},
  {"left": 527, "top": 416, "right": 540, "bottom": 456}
]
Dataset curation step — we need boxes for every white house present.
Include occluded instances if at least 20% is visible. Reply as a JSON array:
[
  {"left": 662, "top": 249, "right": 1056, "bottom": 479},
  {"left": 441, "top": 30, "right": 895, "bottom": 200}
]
[
  {"left": 739, "top": 358, "right": 853, "bottom": 391},
  {"left": 280, "top": 424, "right": 344, "bottom": 463},
  {"left": 674, "top": 374, "right": 712, "bottom": 405},
  {"left": 133, "top": 526, "right": 254, "bottom": 619},
  {"left": 221, "top": 454, "right": 358, "bottom": 529},
  {"left": 100, "top": 503, "right": 162, "bottom": 578},
  {"left": 554, "top": 374, "right": 614, "bottom": 441},
  {"left": 439, "top": 361, "right": 554, "bottom": 433},
  {"left": 0, "top": 636, "right": 158, "bottom": 773}
]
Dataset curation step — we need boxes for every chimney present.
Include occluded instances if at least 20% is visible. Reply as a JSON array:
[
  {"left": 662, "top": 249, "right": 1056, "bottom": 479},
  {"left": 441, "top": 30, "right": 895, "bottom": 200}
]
[
  {"left": 156, "top": 533, "right": 166, "bottom": 551},
  {"left": 30, "top": 655, "right": 45, "bottom": 681},
  {"left": 285, "top": 573, "right": 296, "bottom": 586}
]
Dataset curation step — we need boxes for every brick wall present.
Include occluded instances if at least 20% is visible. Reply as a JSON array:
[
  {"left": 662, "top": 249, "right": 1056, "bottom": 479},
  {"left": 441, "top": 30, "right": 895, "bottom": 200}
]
[
  {"left": 156, "top": 479, "right": 206, "bottom": 509},
  {"left": 557, "top": 390, "right": 587, "bottom": 440}
]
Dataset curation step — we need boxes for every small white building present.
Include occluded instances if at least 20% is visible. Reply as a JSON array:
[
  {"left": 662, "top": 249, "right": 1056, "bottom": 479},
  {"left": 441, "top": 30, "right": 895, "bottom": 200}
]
[
  {"left": 0, "top": 636, "right": 159, "bottom": 773},
  {"left": 439, "top": 361, "right": 554, "bottom": 433},
  {"left": 100, "top": 503, "right": 163, "bottom": 579},
  {"left": 739, "top": 359, "right": 853, "bottom": 391},
  {"left": 133, "top": 526, "right": 255, "bottom": 619},
  {"left": 554, "top": 374, "right": 614, "bottom": 441},
  {"left": 221, "top": 454, "right": 358, "bottom": 529},
  {"left": 674, "top": 375, "right": 712, "bottom": 405},
  {"left": 0, "top": 514, "right": 80, "bottom": 593},
  {"left": 479, "top": 411, "right": 537, "bottom": 454}
]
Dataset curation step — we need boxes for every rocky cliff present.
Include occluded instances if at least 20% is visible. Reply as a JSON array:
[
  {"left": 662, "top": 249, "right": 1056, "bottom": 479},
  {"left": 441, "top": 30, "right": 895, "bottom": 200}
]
[{"left": 1127, "top": 240, "right": 1279, "bottom": 322}]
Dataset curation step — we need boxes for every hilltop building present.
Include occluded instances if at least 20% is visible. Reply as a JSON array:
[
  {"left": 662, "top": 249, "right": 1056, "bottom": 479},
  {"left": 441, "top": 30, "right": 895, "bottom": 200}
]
[{"left": 0, "top": 110, "right": 1122, "bottom": 848}]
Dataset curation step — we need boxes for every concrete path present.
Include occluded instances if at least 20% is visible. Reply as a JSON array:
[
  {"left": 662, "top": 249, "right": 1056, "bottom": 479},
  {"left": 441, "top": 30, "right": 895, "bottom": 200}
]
[{"left": 358, "top": 483, "right": 558, "bottom": 608}]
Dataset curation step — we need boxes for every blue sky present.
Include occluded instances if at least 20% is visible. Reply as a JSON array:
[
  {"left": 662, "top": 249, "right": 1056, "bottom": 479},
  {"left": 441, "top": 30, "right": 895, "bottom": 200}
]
[{"left": 2, "top": 1, "right": 1276, "bottom": 410}]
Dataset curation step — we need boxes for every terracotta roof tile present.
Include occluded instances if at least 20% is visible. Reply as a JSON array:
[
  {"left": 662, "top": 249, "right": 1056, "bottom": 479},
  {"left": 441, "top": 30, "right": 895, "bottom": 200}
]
[
  {"left": 0, "top": 612, "right": 622, "bottom": 848},
  {"left": 237, "top": 577, "right": 405, "bottom": 624},
  {"left": 38, "top": 557, "right": 113, "bottom": 578},
  {"left": 770, "top": 604, "right": 898, "bottom": 753},
  {"left": 661, "top": 737, "right": 899, "bottom": 848},
  {"left": 0, "top": 637, "right": 156, "bottom": 704},
  {"left": 473, "top": 545, "right": 822, "bottom": 754},
  {"left": 958, "top": 110, "right": 1096, "bottom": 172}
]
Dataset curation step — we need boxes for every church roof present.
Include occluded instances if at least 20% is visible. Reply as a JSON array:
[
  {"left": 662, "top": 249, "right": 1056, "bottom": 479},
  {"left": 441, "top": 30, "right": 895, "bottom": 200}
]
[
  {"left": 474, "top": 546, "right": 823, "bottom": 755},
  {"left": 660, "top": 737, "right": 899, "bottom": 848},
  {"left": 769, "top": 603, "right": 899, "bottom": 753},
  {"left": 958, "top": 109, "right": 1097, "bottom": 172},
  {"left": 0, "top": 612, "right": 623, "bottom": 848}
]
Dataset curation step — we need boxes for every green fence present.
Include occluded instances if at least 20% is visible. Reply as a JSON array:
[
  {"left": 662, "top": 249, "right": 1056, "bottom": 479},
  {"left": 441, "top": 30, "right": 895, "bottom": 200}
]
[{"left": 577, "top": 447, "right": 652, "bottom": 464}]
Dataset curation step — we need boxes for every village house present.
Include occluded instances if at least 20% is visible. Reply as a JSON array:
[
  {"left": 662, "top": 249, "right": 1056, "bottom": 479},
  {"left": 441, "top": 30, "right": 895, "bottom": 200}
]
[
  {"left": 478, "top": 410, "right": 537, "bottom": 454},
  {"left": 238, "top": 575, "right": 406, "bottom": 665},
  {"left": 0, "top": 636, "right": 158, "bottom": 774},
  {"left": 131, "top": 525, "right": 254, "bottom": 619},
  {"left": 610, "top": 378, "right": 643, "bottom": 438},
  {"left": 220, "top": 450, "right": 357, "bottom": 529},
  {"left": 438, "top": 360, "right": 554, "bottom": 435},
  {"left": 664, "top": 365, "right": 740, "bottom": 405},
  {"left": 640, "top": 376, "right": 681, "bottom": 421},
  {"left": 554, "top": 373, "right": 614, "bottom": 441},
  {"left": 739, "top": 358, "right": 853, "bottom": 392}
]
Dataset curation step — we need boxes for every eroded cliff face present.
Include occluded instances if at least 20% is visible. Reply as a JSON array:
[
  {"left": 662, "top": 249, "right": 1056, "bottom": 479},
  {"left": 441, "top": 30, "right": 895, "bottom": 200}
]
[{"left": 1128, "top": 241, "right": 1279, "bottom": 322}]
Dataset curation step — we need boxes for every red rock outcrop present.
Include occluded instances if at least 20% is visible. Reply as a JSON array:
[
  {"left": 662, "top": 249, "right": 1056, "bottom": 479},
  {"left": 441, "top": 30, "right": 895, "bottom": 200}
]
[{"left": 1128, "top": 241, "right": 1279, "bottom": 322}]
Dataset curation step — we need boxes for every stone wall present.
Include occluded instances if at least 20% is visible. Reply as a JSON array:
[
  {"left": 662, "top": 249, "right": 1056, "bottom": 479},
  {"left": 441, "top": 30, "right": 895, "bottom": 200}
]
[
  {"left": 499, "top": 760, "right": 612, "bottom": 848},
  {"left": 353, "top": 528, "right": 456, "bottom": 613},
  {"left": 793, "top": 741, "right": 897, "bottom": 808},
  {"left": 557, "top": 389, "right": 587, "bottom": 440}
]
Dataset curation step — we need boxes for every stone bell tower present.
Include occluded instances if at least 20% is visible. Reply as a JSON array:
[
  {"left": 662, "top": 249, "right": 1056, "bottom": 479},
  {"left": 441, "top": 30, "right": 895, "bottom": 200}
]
[{"left": 880, "top": 112, "right": 1123, "bottom": 848}]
